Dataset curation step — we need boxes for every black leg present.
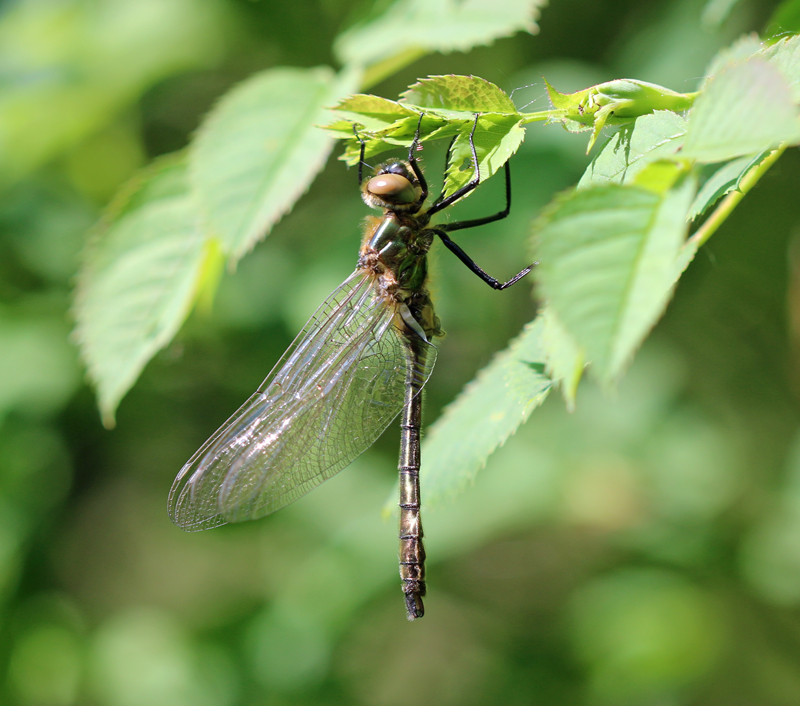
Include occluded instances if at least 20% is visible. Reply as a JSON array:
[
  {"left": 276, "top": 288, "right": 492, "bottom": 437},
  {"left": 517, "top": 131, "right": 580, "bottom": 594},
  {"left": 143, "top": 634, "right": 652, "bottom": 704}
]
[
  {"left": 433, "top": 229, "right": 535, "bottom": 290},
  {"left": 406, "top": 113, "right": 428, "bottom": 202},
  {"left": 430, "top": 135, "right": 460, "bottom": 208},
  {"left": 426, "top": 113, "right": 481, "bottom": 217},
  {"left": 439, "top": 161, "right": 511, "bottom": 233},
  {"left": 353, "top": 124, "right": 368, "bottom": 186}
]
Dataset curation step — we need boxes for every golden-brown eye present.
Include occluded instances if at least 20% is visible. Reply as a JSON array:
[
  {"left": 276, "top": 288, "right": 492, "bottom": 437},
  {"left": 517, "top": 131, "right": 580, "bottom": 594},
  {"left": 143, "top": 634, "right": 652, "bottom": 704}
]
[{"left": 366, "top": 173, "right": 416, "bottom": 203}]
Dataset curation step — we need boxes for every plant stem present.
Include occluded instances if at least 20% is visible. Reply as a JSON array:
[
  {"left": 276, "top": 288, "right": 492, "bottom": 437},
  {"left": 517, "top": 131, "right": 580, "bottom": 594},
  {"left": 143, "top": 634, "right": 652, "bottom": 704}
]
[{"left": 688, "top": 145, "right": 786, "bottom": 248}]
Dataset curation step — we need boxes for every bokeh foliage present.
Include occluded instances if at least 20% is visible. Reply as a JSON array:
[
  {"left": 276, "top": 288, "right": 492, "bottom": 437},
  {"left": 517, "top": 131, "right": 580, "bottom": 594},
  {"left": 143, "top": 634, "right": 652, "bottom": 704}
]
[{"left": 4, "top": 0, "right": 800, "bottom": 705}]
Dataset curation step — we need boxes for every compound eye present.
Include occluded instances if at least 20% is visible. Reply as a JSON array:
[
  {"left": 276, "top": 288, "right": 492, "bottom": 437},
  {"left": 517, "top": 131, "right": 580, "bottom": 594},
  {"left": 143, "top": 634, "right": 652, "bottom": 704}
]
[{"left": 366, "top": 173, "right": 416, "bottom": 204}]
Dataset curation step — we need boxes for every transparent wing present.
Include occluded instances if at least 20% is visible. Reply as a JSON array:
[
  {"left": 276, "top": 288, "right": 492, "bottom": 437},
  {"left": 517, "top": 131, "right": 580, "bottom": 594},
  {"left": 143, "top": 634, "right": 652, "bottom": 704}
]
[{"left": 169, "top": 271, "right": 437, "bottom": 531}]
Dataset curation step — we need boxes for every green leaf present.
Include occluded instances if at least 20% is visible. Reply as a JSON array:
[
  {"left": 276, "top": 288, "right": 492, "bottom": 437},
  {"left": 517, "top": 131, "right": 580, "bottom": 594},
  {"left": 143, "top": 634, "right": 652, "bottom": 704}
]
[
  {"left": 687, "top": 151, "right": 766, "bottom": 220},
  {"left": 331, "top": 95, "right": 419, "bottom": 131},
  {"left": 441, "top": 114, "right": 526, "bottom": 197},
  {"left": 579, "top": 112, "right": 687, "bottom": 188},
  {"left": 540, "top": 306, "right": 584, "bottom": 410},
  {"left": 421, "top": 318, "right": 552, "bottom": 508},
  {"left": 189, "top": 66, "right": 361, "bottom": 263},
  {"left": 74, "top": 156, "right": 208, "bottom": 426},
  {"left": 682, "top": 58, "right": 800, "bottom": 163},
  {"left": 400, "top": 75, "right": 518, "bottom": 113},
  {"left": 329, "top": 77, "right": 525, "bottom": 199},
  {"left": 0, "top": 0, "right": 225, "bottom": 186},
  {"left": 533, "top": 166, "right": 696, "bottom": 385},
  {"left": 758, "top": 33, "right": 800, "bottom": 103},
  {"left": 334, "top": 0, "right": 544, "bottom": 86}
]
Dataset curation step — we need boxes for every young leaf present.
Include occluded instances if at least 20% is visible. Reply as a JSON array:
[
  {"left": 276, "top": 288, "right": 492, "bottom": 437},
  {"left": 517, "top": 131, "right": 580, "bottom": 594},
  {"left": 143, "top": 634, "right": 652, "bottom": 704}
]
[
  {"left": 681, "top": 57, "right": 800, "bottom": 163},
  {"left": 190, "top": 66, "right": 360, "bottom": 263},
  {"left": 579, "top": 111, "right": 687, "bottom": 188},
  {"left": 334, "top": 0, "right": 544, "bottom": 87},
  {"left": 533, "top": 164, "right": 697, "bottom": 386},
  {"left": 421, "top": 318, "right": 552, "bottom": 508},
  {"left": 441, "top": 114, "right": 526, "bottom": 197},
  {"left": 74, "top": 156, "right": 208, "bottom": 426},
  {"left": 329, "top": 77, "right": 525, "bottom": 199},
  {"left": 400, "top": 75, "right": 518, "bottom": 113}
]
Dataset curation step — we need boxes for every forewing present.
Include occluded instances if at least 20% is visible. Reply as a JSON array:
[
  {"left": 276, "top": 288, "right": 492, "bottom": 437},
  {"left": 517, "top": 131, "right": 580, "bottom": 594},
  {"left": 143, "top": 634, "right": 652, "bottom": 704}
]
[{"left": 169, "top": 272, "right": 437, "bottom": 530}]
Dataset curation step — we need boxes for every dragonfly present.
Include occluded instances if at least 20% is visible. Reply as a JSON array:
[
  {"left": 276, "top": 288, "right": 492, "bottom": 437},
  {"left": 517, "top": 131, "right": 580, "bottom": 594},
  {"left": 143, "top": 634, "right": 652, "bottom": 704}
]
[{"left": 169, "top": 113, "right": 533, "bottom": 620}]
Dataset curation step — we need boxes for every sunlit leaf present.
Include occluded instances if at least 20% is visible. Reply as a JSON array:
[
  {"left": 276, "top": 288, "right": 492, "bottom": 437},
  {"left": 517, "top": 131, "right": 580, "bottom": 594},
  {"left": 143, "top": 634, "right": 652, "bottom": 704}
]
[
  {"left": 334, "top": 0, "right": 544, "bottom": 86},
  {"left": 190, "top": 67, "right": 361, "bottom": 262},
  {"left": 74, "top": 157, "right": 208, "bottom": 426},
  {"left": 540, "top": 306, "right": 584, "bottom": 410},
  {"left": 400, "top": 75, "right": 518, "bottom": 113},
  {"left": 441, "top": 115, "right": 526, "bottom": 197},
  {"left": 421, "top": 318, "right": 552, "bottom": 508},
  {"left": 329, "top": 77, "right": 525, "bottom": 200},
  {"left": 533, "top": 165, "right": 696, "bottom": 385},
  {"left": 682, "top": 58, "right": 800, "bottom": 163},
  {"left": 579, "top": 112, "right": 687, "bottom": 188}
]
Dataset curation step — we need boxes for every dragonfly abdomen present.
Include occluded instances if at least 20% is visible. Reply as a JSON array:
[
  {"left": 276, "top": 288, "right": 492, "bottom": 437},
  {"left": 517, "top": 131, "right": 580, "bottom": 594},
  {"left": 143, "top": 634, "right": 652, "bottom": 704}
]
[{"left": 398, "top": 391, "right": 426, "bottom": 620}]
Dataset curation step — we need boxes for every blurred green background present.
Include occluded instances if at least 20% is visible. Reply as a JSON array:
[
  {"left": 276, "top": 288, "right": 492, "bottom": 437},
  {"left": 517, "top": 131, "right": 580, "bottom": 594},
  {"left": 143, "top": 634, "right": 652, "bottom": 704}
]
[{"left": 3, "top": 0, "right": 800, "bottom": 704}]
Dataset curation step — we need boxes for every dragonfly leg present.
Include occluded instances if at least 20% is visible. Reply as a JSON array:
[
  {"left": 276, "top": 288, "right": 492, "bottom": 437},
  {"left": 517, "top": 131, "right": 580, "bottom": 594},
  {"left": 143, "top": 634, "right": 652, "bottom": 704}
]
[
  {"left": 438, "top": 161, "right": 512, "bottom": 232},
  {"left": 352, "top": 123, "right": 369, "bottom": 186},
  {"left": 426, "top": 113, "right": 482, "bottom": 217},
  {"left": 406, "top": 113, "right": 429, "bottom": 203},
  {"left": 433, "top": 228, "right": 535, "bottom": 290}
]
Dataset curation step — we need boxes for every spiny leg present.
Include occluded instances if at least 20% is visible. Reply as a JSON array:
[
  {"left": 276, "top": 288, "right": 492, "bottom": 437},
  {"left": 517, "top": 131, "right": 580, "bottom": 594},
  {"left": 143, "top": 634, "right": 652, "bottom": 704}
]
[
  {"left": 433, "top": 228, "right": 535, "bottom": 290},
  {"left": 439, "top": 160, "right": 512, "bottom": 233},
  {"left": 406, "top": 113, "right": 428, "bottom": 203},
  {"left": 426, "top": 113, "right": 482, "bottom": 217},
  {"left": 352, "top": 123, "right": 369, "bottom": 186}
]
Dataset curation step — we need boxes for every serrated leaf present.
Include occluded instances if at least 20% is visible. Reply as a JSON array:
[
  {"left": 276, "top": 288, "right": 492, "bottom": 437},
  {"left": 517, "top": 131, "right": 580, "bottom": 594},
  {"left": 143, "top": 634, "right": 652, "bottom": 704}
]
[
  {"left": 190, "top": 66, "right": 360, "bottom": 262},
  {"left": 331, "top": 95, "right": 419, "bottom": 131},
  {"left": 334, "top": 0, "right": 543, "bottom": 77},
  {"left": 400, "top": 75, "right": 517, "bottom": 113},
  {"left": 579, "top": 112, "right": 687, "bottom": 188},
  {"left": 420, "top": 318, "right": 552, "bottom": 508},
  {"left": 682, "top": 58, "right": 800, "bottom": 163},
  {"left": 533, "top": 169, "right": 696, "bottom": 385},
  {"left": 539, "top": 306, "right": 584, "bottom": 410},
  {"left": 442, "top": 114, "right": 525, "bottom": 197},
  {"left": 758, "top": 33, "right": 800, "bottom": 103},
  {"left": 687, "top": 151, "right": 765, "bottom": 220},
  {"left": 74, "top": 157, "right": 207, "bottom": 426}
]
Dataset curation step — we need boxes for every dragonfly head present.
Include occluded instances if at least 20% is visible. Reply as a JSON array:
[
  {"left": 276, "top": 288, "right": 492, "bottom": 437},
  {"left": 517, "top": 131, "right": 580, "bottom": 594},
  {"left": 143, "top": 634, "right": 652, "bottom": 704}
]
[{"left": 362, "top": 161, "right": 423, "bottom": 213}]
